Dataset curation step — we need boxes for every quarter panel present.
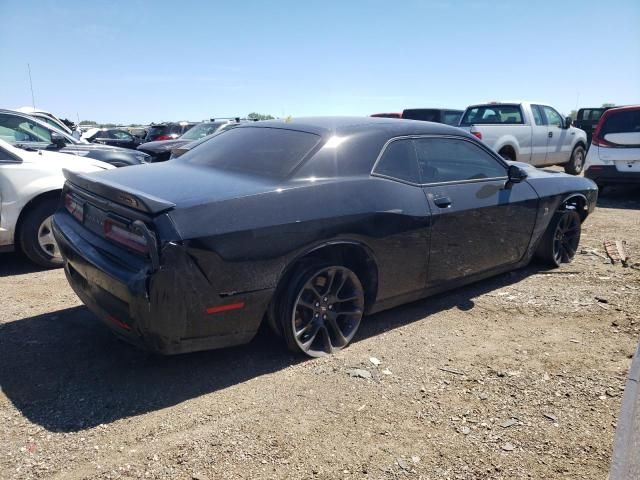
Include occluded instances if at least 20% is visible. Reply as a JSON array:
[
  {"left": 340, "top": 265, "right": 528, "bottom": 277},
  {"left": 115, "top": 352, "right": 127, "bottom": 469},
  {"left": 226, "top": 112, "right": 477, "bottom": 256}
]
[{"left": 171, "top": 178, "right": 432, "bottom": 305}]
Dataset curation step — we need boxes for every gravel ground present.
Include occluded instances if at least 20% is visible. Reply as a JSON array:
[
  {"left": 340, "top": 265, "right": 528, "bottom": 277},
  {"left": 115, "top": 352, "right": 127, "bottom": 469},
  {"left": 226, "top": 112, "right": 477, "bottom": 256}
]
[{"left": 1, "top": 186, "right": 639, "bottom": 480}]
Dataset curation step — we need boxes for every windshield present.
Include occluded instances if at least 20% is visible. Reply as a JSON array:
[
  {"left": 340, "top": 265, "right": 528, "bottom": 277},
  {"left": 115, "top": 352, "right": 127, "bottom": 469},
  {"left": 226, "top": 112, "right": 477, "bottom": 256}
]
[
  {"left": 460, "top": 105, "right": 524, "bottom": 125},
  {"left": 178, "top": 126, "right": 321, "bottom": 178},
  {"left": 180, "top": 122, "right": 224, "bottom": 141}
]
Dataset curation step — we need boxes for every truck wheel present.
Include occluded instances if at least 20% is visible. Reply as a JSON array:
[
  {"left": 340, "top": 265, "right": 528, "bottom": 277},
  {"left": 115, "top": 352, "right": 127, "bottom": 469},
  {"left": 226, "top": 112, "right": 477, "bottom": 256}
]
[
  {"left": 19, "top": 200, "right": 63, "bottom": 268},
  {"left": 564, "top": 145, "right": 585, "bottom": 175},
  {"left": 499, "top": 148, "right": 515, "bottom": 161}
]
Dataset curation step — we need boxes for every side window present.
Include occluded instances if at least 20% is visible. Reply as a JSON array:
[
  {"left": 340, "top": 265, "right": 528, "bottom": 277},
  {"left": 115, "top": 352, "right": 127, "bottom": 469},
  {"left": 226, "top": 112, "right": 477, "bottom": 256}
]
[
  {"left": 0, "top": 146, "right": 19, "bottom": 162},
  {"left": 373, "top": 139, "right": 420, "bottom": 183},
  {"left": 112, "top": 130, "right": 133, "bottom": 140},
  {"left": 543, "top": 106, "right": 562, "bottom": 128},
  {"left": 414, "top": 137, "right": 506, "bottom": 183},
  {"left": 0, "top": 114, "right": 52, "bottom": 143},
  {"left": 531, "top": 105, "right": 545, "bottom": 126}
]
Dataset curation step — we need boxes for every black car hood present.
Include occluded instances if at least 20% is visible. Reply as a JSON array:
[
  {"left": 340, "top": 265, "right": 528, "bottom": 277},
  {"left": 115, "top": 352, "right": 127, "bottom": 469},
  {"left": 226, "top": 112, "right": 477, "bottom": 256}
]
[
  {"left": 137, "top": 139, "right": 188, "bottom": 153},
  {"left": 83, "top": 162, "right": 280, "bottom": 210}
]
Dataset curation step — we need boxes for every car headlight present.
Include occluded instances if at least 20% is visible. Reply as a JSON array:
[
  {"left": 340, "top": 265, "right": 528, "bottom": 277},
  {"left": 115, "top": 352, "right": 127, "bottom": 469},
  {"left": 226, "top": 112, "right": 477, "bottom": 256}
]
[{"left": 135, "top": 152, "right": 151, "bottom": 163}]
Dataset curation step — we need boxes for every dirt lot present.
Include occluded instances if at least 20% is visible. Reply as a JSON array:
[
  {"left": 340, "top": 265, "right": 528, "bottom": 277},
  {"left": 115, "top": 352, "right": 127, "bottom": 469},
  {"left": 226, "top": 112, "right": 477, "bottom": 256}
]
[{"left": 1, "top": 187, "right": 639, "bottom": 480}]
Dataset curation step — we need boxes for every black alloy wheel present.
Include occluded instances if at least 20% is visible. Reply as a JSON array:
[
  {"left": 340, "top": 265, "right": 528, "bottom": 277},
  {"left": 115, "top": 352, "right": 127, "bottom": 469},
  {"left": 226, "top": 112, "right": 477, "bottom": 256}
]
[
  {"left": 536, "top": 210, "right": 582, "bottom": 267},
  {"left": 286, "top": 265, "right": 365, "bottom": 357},
  {"left": 552, "top": 211, "right": 581, "bottom": 264}
]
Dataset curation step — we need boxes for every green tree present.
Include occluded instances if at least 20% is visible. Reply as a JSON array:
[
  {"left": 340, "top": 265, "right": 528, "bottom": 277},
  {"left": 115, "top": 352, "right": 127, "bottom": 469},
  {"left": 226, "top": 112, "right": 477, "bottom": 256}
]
[
  {"left": 79, "top": 120, "right": 97, "bottom": 125},
  {"left": 568, "top": 110, "right": 578, "bottom": 121},
  {"left": 601, "top": 103, "right": 616, "bottom": 108},
  {"left": 247, "top": 112, "right": 275, "bottom": 121}
]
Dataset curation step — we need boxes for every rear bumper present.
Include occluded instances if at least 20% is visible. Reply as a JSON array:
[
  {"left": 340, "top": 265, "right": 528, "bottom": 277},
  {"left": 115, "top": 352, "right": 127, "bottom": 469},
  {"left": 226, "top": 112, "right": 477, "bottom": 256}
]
[
  {"left": 52, "top": 212, "right": 273, "bottom": 354},
  {"left": 585, "top": 166, "right": 640, "bottom": 185}
]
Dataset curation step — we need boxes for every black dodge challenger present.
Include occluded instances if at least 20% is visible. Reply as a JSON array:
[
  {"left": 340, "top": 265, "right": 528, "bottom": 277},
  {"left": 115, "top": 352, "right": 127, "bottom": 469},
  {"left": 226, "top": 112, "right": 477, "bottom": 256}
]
[{"left": 52, "top": 117, "right": 598, "bottom": 357}]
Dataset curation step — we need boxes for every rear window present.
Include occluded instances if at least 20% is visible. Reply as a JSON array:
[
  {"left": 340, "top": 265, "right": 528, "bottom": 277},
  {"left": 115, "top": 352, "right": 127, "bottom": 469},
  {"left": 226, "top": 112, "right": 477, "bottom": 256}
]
[
  {"left": 180, "top": 122, "right": 224, "bottom": 140},
  {"left": 601, "top": 110, "right": 640, "bottom": 135},
  {"left": 460, "top": 105, "right": 523, "bottom": 126},
  {"left": 147, "top": 125, "right": 167, "bottom": 136},
  {"left": 178, "top": 126, "right": 321, "bottom": 178},
  {"left": 402, "top": 109, "right": 441, "bottom": 122},
  {"left": 442, "top": 111, "right": 462, "bottom": 126},
  {"left": 578, "top": 109, "right": 607, "bottom": 121}
]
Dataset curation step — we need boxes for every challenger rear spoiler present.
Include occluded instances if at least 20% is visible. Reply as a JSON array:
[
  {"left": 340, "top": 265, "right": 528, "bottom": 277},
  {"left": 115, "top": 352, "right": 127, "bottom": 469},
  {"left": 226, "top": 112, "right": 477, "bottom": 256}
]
[{"left": 63, "top": 169, "right": 176, "bottom": 215}]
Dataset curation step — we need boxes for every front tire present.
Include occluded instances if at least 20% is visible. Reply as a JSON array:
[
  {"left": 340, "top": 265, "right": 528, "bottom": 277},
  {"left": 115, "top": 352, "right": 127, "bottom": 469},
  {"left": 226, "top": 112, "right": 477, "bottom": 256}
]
[
  {"left": 278, "top": 263, "right": 365, "bottom": 357},
  {"left": 535, "top": 210, "right": 582, "bottom": 268},
  {"left": 19, "top": 200, "right": 63, "bottom": 268},
  {"left": 564, "top": 145, "right": 586, "bottom": 175}
]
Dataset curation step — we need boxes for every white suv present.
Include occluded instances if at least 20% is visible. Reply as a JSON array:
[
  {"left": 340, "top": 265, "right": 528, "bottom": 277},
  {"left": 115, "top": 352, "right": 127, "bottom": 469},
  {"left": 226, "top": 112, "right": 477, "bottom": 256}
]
[
  {"left": 585, "top": 105, "right": 640, "bottom": 189},
  {"left": 0, "top": 139, "right": 112, "bottom": 267}
]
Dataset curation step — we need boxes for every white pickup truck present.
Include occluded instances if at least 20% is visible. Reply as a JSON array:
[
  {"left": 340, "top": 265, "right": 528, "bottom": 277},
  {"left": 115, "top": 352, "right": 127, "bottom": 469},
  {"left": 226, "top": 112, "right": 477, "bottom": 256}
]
[{"left": 458, "top": 101, "right": 588, "bottom": 175}]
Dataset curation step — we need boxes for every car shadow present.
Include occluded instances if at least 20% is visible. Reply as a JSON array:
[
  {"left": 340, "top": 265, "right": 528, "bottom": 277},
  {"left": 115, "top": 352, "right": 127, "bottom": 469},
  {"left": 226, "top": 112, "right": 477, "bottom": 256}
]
[
  {"left": 0, "top": 265, "right": 539, "bottom": 433},
  {"left": 0, "top": 252, "right": 51, "bottom": 277},
  {"left": 597, "top": 185, "right": 640, "bottom": 210}
]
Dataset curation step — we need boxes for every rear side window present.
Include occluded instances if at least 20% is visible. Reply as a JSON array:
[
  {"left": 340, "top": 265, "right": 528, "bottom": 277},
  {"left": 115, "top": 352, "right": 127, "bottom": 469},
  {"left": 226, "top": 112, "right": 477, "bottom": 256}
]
[
  {"left": 373, "top": 139, "right": 420, "bottom": 183},
  {"left": 601, "top": 110, "right": 640, "bottom": 135},
  {"left": 414, "top": 137, "right": 506, "bottom": 183},
  {"left": 179, "top": 127, "right": 321, "bottom": 178},
  {"left": 460, "top": 105, "right": 524, "bottom": 125}
]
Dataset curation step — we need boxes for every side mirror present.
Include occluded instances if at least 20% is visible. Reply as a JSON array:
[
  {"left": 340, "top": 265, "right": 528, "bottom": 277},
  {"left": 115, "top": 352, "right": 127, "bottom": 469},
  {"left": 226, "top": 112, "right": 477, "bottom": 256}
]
[
  {"left": 50, "top": 131, "right": 67, "bottom": 149},
  {"left": 563, "top": 117, "right": 573, "bottom": 129},
  {"left": 506, "top": 165, "right": 527, "bottom": 189}
]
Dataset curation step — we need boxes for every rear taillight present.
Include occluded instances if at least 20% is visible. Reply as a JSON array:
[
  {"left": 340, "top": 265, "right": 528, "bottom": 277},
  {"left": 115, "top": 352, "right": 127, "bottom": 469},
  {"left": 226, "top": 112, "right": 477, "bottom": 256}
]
[
  {"left": 64, "top": 193, "right": 84, "bottom": 222},
  {"left": 155, "top": 135, "right": 172, "bottom": 141},
  {"left": 471, "top": 131, "right": 482, "bottom": 140},
  {"left": 104, "top": 219, "right": 148, "bottom": 254},
  {"left": 591, "top": 113, "right": 612, "bottom": 147}
]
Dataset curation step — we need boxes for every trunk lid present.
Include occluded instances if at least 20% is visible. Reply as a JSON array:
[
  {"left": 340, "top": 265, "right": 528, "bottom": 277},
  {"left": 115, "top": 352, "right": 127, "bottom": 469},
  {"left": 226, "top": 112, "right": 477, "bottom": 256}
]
[{"left": 63, "top": 162, "right": 279, "bottom": 214}]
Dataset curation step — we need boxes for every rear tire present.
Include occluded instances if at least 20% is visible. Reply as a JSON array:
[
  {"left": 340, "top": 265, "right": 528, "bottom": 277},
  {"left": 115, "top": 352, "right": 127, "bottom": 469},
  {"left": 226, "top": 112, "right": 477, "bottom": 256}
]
[
  {"left": 18, "top": 200, "right": 63, "bottom": 269},
  {"left": 535, "top": 210, "right": 582, "bottom": 268},
  {"left": 564, "top": 145, "right": 586, "bottom": 175},
  {"left": 499, "top": 148, "right": 515, "bottom": 162},
  {"left": 277, "top": 262, "right": 365, "bottom": 357}
]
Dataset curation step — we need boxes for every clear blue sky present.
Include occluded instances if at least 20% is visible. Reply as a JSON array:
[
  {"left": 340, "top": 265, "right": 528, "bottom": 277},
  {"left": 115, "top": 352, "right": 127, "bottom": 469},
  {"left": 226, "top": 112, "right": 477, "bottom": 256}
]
[{"left": 1, "top": 0, "right": 638, "bottom": 124}]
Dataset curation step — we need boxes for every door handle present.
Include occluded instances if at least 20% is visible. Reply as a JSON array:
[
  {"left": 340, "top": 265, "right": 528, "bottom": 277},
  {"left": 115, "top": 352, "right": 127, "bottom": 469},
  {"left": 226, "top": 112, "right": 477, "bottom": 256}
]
[
  {"left": 433, "top": 196, "right": 452, "bottom": 208},
  {"left": 548, "top": 131, "right": 553, "bottom": 138}
]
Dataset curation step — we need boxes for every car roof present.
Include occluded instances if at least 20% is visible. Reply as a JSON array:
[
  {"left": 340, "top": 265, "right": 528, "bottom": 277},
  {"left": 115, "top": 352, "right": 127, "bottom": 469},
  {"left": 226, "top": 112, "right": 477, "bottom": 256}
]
[
  {"left": 233, "top": 116, "right": 469, "bottom": 137},
  {"left": 603, "top": 105, "right": 640, "bottom": 113}
]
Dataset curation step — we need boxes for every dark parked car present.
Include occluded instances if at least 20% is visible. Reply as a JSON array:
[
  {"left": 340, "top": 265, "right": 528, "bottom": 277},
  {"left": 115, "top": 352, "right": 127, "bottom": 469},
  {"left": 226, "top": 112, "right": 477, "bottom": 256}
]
[
  {"left": 144, "top": 122, "right": 197, "bottom": 142},
  {"left": 0, "top": 110, "right": 150, "bottom": 167},
  {"left": 82, "top": 128, "right": 142, "bottom": 150},
  {"left": 52, "top": 117, "right": 597, "bottom": 358},
  {"left": 402, "top": 108, "right": 464, "bottom": 126},
  {"left": 169, "top": 120, "right": 252, "bottom": 159},
  {"left": 575, "top": 107, "right": 613, "bottom": 146},
  {"left": 370, "top": 113, "right": 401, "bottom": 119},
  {"left": 137, "top": 120, "right": 234, "bottom": 162}
]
